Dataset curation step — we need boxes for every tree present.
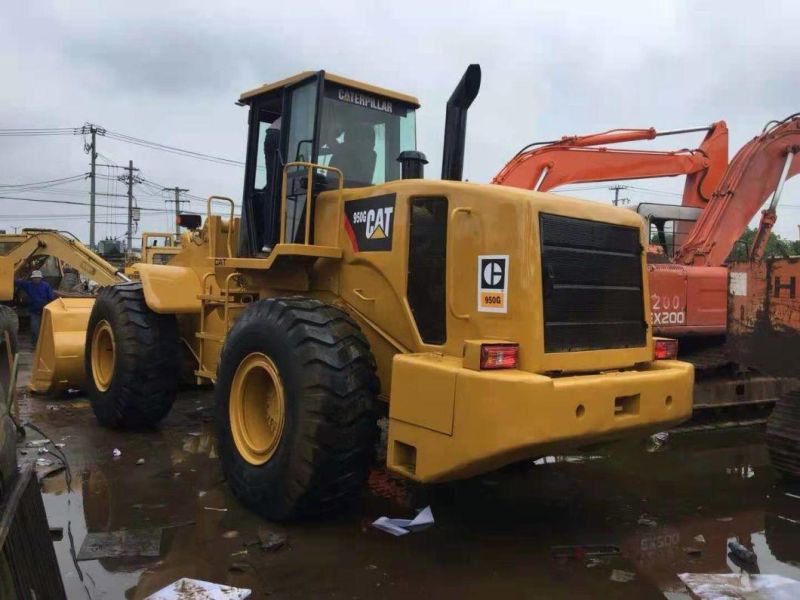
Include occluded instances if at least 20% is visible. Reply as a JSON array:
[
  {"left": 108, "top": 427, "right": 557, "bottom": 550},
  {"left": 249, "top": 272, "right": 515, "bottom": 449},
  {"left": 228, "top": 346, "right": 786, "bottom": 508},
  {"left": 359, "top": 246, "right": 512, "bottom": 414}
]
[{"left": 727, "top": 227, "right": 799, "bottom": 262}]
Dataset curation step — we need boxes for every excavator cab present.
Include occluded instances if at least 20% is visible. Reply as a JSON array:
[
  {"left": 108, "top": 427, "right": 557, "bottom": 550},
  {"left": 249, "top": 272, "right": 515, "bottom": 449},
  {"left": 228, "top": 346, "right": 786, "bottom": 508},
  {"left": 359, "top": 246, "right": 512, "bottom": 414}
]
[{"left": 236, "top": 71, "right": 419, "bottom": 256}]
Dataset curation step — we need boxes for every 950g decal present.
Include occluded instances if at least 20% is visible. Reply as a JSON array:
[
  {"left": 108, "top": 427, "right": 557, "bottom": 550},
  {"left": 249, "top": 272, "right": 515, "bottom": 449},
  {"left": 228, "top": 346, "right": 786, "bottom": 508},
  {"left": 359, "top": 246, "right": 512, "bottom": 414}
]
[
  {"left": 344, "top": 194, "right": 395, "bottom": 252},
  {"left": 477, "top": 255, "right": 509, "bottom": 313}
]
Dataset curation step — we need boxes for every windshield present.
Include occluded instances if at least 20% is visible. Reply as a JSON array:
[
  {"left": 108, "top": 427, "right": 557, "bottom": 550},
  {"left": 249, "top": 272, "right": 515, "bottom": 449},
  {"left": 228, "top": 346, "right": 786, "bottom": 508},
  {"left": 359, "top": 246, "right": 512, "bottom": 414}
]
[{"left": 318, "top": 84, "right": 416, "bottom": 187}]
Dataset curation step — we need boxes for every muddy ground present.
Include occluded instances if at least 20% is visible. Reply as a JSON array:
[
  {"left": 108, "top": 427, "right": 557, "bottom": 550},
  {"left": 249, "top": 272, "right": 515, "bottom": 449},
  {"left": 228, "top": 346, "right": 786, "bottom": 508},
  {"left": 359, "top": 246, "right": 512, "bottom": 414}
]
[{"left": 13, "top": 346, "right": 800, "bottom": 599}]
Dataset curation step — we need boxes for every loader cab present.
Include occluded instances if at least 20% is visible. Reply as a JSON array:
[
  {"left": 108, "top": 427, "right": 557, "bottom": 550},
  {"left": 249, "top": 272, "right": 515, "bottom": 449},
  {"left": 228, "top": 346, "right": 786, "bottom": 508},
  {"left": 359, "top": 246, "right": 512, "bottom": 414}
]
[{"left": 237, "top": 71, "right": 419, "bottom": 256}]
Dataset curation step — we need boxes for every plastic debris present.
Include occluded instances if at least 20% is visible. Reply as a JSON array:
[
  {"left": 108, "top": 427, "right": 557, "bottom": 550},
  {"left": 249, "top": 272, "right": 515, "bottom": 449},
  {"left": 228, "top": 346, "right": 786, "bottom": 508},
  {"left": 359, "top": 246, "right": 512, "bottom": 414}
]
[
  {"left": 222, "top": 530, "right": 239, "bottom": 539},
  {"left": 27, "top": 439, "right": 49, "bottom": 448},
  {"left": 136, "top": 458, "right": 145, "bottom": 465},
  {"left": 610, "top": 569, "right": 636, "bottom": 583},
  {"left": 728, "top": 541, "right": 758, "bottom": 564},
  {"left": 35, "top": 457, "right": 53, "bottom": 467},
  {"left": 716, "top": 516, "right": 733, "bottom": 522},
  {"left": 637, "top": 515, "right": 658, "bottom": 528},
  {"left": 551, "top": 544, "right": 620, "bottom": 559},
  {"left": 646, "top": 431, "right": 670, "bottom": 452},
  {"left": 372, "top": 506, "right": 435, "bottom": 536},
  {"left": 694, "top": 534, "right": 706, "bottom": 544},
  {"left": 679, "top": 573, "right": 800, "bottom": 599},
  {"left": 204, "top": 506, "right": 228, "bottom": 512},
  {"left": 257, "top": 529, "right": 287, "bottom": 551},
  {"left": 145, "top": 578, "right": 251, "bottom": 600},
  {"left": 112, "top": 448, "right": 122, "bottom": 458}
]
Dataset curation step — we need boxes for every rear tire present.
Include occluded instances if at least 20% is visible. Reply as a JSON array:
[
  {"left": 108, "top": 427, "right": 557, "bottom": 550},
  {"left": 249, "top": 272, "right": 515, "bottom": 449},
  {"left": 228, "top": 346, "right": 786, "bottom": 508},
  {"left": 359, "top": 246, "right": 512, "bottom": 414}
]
[
  {"left": 215, "top": 297, "right": 378, "bottom": 521},
  {"left": 767, "top": 389, "right": 800, "bottom": 480},
  {"left": 85, "top": 283, "right": 179, "bottom": 428}
]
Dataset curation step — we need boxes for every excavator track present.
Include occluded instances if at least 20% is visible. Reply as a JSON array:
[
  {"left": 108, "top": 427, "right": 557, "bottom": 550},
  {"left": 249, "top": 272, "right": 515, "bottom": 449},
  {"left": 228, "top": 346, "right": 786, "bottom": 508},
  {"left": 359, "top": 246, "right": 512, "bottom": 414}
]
[
  {"left": 675, "top": 339, "right": 799, "bottom": 431},
  {"left": 766, "top": 389, "right": 800, "bottom": 478}
]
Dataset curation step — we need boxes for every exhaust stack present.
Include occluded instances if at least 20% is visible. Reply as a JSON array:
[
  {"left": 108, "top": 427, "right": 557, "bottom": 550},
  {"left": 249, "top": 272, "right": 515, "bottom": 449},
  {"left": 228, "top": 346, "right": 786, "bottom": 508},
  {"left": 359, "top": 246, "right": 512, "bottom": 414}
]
[{"left": 441, "top": 64, "right": 481, "bottom": 181}]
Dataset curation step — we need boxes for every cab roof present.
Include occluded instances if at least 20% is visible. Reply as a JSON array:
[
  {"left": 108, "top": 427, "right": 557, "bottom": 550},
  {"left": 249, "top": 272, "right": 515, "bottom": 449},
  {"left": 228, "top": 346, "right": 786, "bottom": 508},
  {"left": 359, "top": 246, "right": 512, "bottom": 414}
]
[{"left": 238, "top": 71, "right": 420, "bottom": 108}]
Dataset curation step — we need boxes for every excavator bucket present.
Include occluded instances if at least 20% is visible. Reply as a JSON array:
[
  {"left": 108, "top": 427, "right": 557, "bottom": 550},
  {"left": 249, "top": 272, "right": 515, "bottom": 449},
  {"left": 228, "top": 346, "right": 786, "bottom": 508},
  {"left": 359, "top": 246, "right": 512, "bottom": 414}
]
[{"left": 29, "top": 298, "right": 95, "bottom": 395}]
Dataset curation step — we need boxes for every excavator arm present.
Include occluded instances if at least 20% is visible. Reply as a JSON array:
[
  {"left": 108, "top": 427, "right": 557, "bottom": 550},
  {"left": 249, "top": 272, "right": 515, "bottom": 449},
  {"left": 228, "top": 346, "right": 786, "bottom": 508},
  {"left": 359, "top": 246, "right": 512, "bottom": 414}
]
[
  {"left": 0, "top": 229, "right": 125, "bottom": 300},
  {"left": 675, "top": 114, "right": 800, "bottom": 266},
  {"left": 493, "top": 122, "right": 729, "bottom": 209}
]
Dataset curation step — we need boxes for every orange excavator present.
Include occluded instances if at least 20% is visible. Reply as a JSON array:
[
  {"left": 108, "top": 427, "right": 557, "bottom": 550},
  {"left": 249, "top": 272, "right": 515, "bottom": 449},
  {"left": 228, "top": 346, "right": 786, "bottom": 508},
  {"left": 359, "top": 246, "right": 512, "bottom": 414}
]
[
  {"left": 494, "top": 115, "right": 800, "bottom": 338},
  {"left": 493, "top": 115, "right": 800, "bottom": 422},
  {"left": 493, "top": 122, "right": 731, "bottom": 337}
]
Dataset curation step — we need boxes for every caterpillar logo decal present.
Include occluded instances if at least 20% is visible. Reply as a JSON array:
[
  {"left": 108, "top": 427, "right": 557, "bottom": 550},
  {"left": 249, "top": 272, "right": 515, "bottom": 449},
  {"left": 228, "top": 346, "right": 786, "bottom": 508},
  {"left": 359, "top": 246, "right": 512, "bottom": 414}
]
[
  {"left": 344, "top": 194, "right": 395, "bottom": 252},
  {"left": 477, "top": 255, "right": 509, "bottom": 313}
]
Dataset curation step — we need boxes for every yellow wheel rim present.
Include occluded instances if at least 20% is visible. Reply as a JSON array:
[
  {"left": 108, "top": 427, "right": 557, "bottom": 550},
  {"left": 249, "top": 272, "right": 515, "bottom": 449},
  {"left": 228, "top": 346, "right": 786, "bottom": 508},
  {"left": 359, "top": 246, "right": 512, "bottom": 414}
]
[
  {"left": 229, "top": 352, "right": 286, "bottom": 466},
  {"left": 91, "top": 320, "right": 116, "bottom": 392}
]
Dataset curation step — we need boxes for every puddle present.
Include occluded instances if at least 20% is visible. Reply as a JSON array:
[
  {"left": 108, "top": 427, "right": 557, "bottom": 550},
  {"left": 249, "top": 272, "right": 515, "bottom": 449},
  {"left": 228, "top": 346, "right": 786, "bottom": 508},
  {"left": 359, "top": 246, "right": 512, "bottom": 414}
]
[{"left": 17, "top": 384, "right": 800, "bottom": 598}]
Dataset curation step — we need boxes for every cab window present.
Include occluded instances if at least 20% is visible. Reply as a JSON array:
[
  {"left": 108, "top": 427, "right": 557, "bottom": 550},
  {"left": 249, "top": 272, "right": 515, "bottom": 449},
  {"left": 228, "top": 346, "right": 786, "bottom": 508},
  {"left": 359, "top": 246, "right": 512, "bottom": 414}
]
[{"left": 319, "top": 84, "right": 416, "bottom": 187}]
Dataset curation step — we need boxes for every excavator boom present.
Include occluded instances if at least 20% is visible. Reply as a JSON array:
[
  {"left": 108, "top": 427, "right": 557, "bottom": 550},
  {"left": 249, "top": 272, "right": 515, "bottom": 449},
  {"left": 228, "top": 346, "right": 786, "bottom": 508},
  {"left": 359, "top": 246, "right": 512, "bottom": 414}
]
[
  {"left": 0, "top": 229, "right": 124, "bottom": 299},
  {"left": 493, "top": 122, "right": 729, "bottom": 210},
  {"left": 675, "top": 114, "right": 800, "bottom": 266}
]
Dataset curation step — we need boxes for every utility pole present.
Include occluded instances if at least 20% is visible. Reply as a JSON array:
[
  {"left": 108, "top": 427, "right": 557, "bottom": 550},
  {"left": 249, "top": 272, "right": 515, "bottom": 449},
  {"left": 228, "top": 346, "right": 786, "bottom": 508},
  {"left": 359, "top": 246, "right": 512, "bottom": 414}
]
[
  {"left": 88, "top": 126, "right": 97, "bottom": 249},
  {"left": 83, "top": 123, "right": 106, "bottom": 249},
  {"left": 120, "top": 160, "right": 140, "bottom": 254},
  {"left": 163, "top": 187, "right": 189, "bottom": 236},
  {"left": 610, "top": 185, "right": 629, "bottom": 207}
]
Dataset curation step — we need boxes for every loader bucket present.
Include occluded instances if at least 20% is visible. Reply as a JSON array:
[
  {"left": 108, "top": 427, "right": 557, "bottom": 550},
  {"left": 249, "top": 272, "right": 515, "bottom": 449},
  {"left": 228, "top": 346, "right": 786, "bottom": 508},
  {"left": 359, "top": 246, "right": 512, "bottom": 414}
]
[{"left": 29, "top": 297, "right": 95, "bottom": 395}]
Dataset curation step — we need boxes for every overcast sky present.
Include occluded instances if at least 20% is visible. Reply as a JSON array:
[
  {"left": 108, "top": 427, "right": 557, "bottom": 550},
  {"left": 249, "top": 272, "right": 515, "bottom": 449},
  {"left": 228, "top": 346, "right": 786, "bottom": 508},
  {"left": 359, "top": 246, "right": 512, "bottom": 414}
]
[{"left": 1, "top": 0, "right": 799, "bottom": 244}]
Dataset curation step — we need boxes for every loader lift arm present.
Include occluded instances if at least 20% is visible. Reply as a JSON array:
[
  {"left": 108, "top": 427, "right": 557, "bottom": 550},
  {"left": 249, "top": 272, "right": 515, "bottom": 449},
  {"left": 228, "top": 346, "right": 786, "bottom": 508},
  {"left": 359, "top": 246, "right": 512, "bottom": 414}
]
[
  {"left": 492, "top": 122, "right": 729, "bottom": 209},
  {"left": 675, "top": 114, "right": 800, "bottom": 266},
  {"left": 0, "top": 229, "right": 127, "bottom": 300}
]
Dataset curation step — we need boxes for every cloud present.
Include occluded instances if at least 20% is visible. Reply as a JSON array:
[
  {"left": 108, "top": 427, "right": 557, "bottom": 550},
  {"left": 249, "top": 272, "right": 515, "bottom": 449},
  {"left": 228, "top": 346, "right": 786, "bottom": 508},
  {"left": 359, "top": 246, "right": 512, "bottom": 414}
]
[{"left": 0, "top": 0, "right": 798, "bottom": 239}]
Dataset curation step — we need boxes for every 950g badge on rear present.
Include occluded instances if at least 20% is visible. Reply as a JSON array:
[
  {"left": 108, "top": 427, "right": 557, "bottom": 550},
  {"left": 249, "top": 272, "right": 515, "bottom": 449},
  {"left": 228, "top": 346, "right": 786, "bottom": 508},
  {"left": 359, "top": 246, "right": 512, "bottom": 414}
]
[{"left": 477, "top": 255, "right": 509, "bottom": 313}]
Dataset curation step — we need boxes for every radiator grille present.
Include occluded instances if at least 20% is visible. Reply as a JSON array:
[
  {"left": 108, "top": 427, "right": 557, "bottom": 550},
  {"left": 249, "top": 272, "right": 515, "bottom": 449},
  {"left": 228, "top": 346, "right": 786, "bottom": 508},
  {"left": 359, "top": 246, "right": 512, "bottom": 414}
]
[{"left": 540, "top": 213, "right": 646, "bottom": 353}]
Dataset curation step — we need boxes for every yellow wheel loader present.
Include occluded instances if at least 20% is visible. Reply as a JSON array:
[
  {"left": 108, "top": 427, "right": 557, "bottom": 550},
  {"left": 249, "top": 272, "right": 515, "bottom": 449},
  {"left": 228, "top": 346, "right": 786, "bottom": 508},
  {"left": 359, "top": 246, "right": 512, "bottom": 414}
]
[
  {"left": 0, "top": 229, "right": 129, "bottom": 394},
  {"left": 81, "top": 66, "right": 694, "bottom": 520}
]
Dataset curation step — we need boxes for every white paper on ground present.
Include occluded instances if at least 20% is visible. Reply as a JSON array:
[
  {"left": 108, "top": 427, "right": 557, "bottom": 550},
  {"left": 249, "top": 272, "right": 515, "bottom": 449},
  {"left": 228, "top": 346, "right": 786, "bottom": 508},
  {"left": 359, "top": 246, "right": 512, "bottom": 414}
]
[
  {"left": 144, "top": 577, "right": 252, "bottom": 600},
  {"left": 371, "top": 506, "right": 435, "bottom": 536},
  {"left": 679, "top": 572, "right": 800, "bottom": 600}
]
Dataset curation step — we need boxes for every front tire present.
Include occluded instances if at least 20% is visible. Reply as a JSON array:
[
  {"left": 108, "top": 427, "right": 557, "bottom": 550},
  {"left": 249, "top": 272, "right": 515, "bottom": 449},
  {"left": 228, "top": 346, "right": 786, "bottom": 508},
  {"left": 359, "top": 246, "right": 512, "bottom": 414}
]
[
  {"left": 215, "top": 297, "right": 379, "bottom": 521},
  {"left": 85, "top": 283, "right": 179, "bottom": 428}
]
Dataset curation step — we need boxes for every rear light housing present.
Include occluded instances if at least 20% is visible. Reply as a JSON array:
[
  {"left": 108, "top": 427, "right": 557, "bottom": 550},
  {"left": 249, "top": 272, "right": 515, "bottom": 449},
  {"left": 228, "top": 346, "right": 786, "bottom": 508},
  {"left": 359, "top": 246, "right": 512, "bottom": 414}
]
[
  {"left": 653, "top": 337, "right": 678, "bottom": 360},
  {"left": 480, "top": 343, "right": 519, "bottom": 370}
]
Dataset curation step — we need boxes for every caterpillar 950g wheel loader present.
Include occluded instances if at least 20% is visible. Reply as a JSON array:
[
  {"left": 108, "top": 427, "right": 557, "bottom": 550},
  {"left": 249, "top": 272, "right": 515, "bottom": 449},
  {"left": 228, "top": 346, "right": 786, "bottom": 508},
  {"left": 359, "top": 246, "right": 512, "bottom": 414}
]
[{"left": 82, "top": 65, "right": 694, "bottom": 520}]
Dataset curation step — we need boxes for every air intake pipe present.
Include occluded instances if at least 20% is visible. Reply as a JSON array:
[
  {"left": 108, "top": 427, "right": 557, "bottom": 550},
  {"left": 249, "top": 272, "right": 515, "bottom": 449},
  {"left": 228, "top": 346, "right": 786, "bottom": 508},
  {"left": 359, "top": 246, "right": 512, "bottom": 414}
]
[{"left": 441, "top": 64, "right": 481, "bottom": 181}]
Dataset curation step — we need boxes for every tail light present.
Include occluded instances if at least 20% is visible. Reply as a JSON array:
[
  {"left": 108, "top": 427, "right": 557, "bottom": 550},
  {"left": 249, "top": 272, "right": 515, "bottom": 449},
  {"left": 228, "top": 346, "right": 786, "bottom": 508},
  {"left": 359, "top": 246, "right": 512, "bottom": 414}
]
[
  {"left": 480, "top": 343, "right": 519, "bottom": 370},
  {"left": 653, "top": 338, "right": 678, "bottom": 360}
]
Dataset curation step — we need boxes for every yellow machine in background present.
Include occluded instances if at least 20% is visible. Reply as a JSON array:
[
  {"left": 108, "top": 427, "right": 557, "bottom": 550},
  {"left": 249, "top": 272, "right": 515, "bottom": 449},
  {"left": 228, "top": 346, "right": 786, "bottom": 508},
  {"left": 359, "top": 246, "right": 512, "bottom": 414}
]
[
  {"left": 140, "top": 232, "right": 182, "bottom": 266},
  {"left": 0, "top": 229, "right": 180, "bottom": 394},
  {"left": 77, "top": 66, "right": 693, "bottom": 520},
  {"left": 0, "top": 230, "right": 128, "bottom": 394}
]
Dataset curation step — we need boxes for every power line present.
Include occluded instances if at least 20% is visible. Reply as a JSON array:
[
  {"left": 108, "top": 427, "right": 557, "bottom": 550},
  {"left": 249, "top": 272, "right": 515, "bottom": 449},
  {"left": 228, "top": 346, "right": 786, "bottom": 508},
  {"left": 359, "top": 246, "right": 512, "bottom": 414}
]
[
  {"left": 0, "top": 127, "right": 79, "bottom": 137},
  {"left": 0, "top": 194, "right": 172, "bottom": 212},
  {"left": 0, "top": 174, "right": 87, "bottom": 188}
]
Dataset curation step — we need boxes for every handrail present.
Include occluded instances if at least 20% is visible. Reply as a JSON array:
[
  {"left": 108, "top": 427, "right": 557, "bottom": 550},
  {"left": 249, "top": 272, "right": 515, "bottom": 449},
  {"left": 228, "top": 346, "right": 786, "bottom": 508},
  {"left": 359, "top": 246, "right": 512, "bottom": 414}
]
[
  {"left": 448, "top": 207, "right": 473, "bottom": 320},
  {"left": 280, "top": 162, "right": 344, "bottom": 245},
  {"left": 206, "top": 196, "right": 236, "bottom": 258}
]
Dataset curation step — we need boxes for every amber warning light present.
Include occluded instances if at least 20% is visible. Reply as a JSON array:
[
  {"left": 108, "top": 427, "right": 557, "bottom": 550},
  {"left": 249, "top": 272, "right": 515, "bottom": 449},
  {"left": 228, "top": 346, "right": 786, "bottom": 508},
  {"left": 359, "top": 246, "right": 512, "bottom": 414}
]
[
  {"left": 653, "top": 338, "right": 678, "bottom": 360},
  {"left": 480, "top": 344, "right": 519, "bottom": 370}
]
